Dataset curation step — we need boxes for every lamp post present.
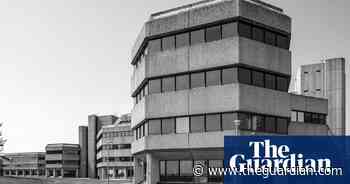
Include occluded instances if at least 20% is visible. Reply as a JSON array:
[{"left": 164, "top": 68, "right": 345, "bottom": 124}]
[{"left": 233, "top": 120, "right": 241, "bottom": 136}]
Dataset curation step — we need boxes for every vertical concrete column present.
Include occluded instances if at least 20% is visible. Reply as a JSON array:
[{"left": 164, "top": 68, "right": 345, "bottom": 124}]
[
  {"left": 61, "top": 168, "right": 64, "bottom": 178},
  {"left": 76, "top": 169, "right": 79, "bottom": 178},
  {"left": 101, "top": 167, "right": 105, "bottom": 180},
  {"left": 53, "top": 168, "right": 56, "bottom": 177},
  {"left": 88, "top": 115, "right": 97, "bottom": 178},
  {"left": 133, "top": 158, "right": 143, "bottom": 183},
  {"left": 79, "top": 126, "right": 88, "bottom": 178},
  {"left": 146, "top": 153, "right": 159, "bottom": 184}
]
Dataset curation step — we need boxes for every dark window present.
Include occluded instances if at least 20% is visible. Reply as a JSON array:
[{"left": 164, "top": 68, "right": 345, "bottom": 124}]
[
  {"left": 160, "top": 161, "right": 166, "bottom": 176},
  {"left": 206, "top": 114, "right": 221, "bottom": 132},
  {"left": 265, "top": 116, "right": 276, "bottom": 133},
  {"left": 149, "top": 39, "right": 162, "bottom": 53},
  {"left": 206, "top": 26, "right": 221, "bottom": 42},
  {"left": 265, "top": 31, "right": 276, "bottom": 45},
  {"left": 222, "top": 68, "right": 236, "bottom": 85},
  {"left": 176, "top": 74, "right": 189, "bottom": 91},
  {"left": 162, "top": 118, "right": 175, "bottom": 134},
  {"left": 162, "top": 36, "right": 175, "bottom": 50},
  {"left": 222, "top": 113, "right": 234, "bottom": 130},
  {"left": 238, "top": 68, "right": 251, "bottom": 84},
  {"left": 148, "top": 119, "right": 161, "bottom": 135},
  {"left": 277, "top": 118, "right": 288, "bottom": 134},
  {"left": 319, "top": 114, "right": 326, "bottom": 124},
  {"left": 276, "top": 76, "right": 289, "bottom": 91},
  {"left": 312, "top": 114, "right": 319, "bottom": 124},
  {"left": 190, "top": 29, "right": 205, "bottom": 45},
  {"left": 190, "top": 115, "right": 205, "bottom": 133},
  {"left": 276, "top": 34, "right": 290, "bottom": 49},
  {"left": 162, "top": 77, "right": 175, "bottom": 92},
  {"left": 238, "top": 22, "right": 252, "bottom": 38},
  {"left": 252, "top": 27, "right": 264, "bottom": 42},
  {"left": 176, "top": 33, "right": 190, "bottom": 48},
  {"left": 252, "top": 115, "right": 264, "bottom": 132},
  {"left": 190, "top": 72, "right": 205, "bottom": 88},
  {"left": 237, "top": 113, "right": 251, "bottom": 130},
  {"left": 166, "top": 161, "right": 179, "bottom": 176},
  {"left": 149, "top": 79, "right": 161, "bottom": 94},
  {"left": 265, "top": 73, "right": 276, "bottom": 90},
  {"left": 222, "top": 22, "right": 238, "bottom": 39},
  {"left": 206, "top": 70, "right": 221, "bottom": 86},
  {"left": 252, "top": 71, "right": 264, "bottom": 87},
  {"left": 180, "top": 160, "right": 193, "bottom": 176}
]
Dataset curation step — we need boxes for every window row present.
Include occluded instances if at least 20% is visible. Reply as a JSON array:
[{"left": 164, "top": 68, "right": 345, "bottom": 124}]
[
  {"left": 291, "top": 111, "right": 327, "bottom": 124},
  {"left": 97, "top": 157, "right": 134, "bottom": 163},
  {"left": 97, "top": 144, "right": 131, "bottom": 152},
  {"left": 102, "top": 131, "right": 133, "bottom": 138},
  {"left": 135, "top": 112, "right": 289, "bottom": 140},
  {"left": 133, "top": 20, "right": 290, "bottom": 66},
  {"left": 46, "top": 160, "right": 79, "bottom": 165},
  {"left": 160, "top": 160, "right": 223, "bottom": 182},
  {"left": 134, "top": 66, "right": 290, "bottom": 104}
]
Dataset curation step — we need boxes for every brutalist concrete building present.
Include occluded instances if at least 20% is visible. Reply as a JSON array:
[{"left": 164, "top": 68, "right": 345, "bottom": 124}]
[
  {"left": 129, "top": 0, "right": 341, "bottom": 183},
  {"left": 2, "top": 152, "right": 46, "bottom": 177}
]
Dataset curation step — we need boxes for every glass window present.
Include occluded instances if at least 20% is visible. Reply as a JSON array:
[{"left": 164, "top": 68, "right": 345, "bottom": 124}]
[
  {"left": 304, "top": 112, "right": 312, "bottom": 123},
  {"left": 252, "top": 71, "right": 264, "bottom": 87},
  {"left": 297, "top": 112, "right": 304, "bottom": 122},
  {"left": 190, "top": 29, "right": 205, "bottom": 45},
  {"left": 319, "top": 114, "right": 326, "bottom": 124},
  {"left": 176, "top": 74, "right": 189, "bottom": 91},
  {"left": 238, "top": 22, "right": 252, "bottom": 38},
  {"left": 222, "top": 68, "right": 236, "bottom": 85},
  {"left": 291, "top": 111, "right": 297, "bottom": 122},
  {"left": 252, "top": 27, "right": 264, "bottom": 42},
  {"left": 222, "top": 22, "right": 237, "bottom": 39},
  {"left": 277, "top": 118, "right": 288, "bottom": 134},
  {"left": 149, "top": 79, "right": 161, "bottom": 94},
  {"left": 191, "top": 72, "right": 205, "bottom": 88},
  {"left": 162, "top": 77, "right": 175, "bottom": 92},
  {"left": 176, "top": 117, "right": 189, "bottom": 133},
  {"left": 149, "top": 39, "right": 162, "bottom": 53},
  {"left": 176, "top": 33, "right": 190, "bottom": 48},
  {"left": 238, "top": 68, "right": 251, "bottom": 84},
  {"left": 162, "top": 36, "right": 175, "bottom": 50},
  {"left": 237, "top": 113, "right": 251, "bottom": 130},
  {"left": 190, "top": 115, "right": 205, "bottom": 133},
  {"left": 161, "top": 118, "right": 175, "bottom": 134},
  {"left": 222, "top": 112, "right": 234, "bottom": 131},
  {"left": 206, "top": 26, "right": 221, "bottom": 42},
  {"left": 166, "top": 161, "right": 179, "bottom": 176},
  {"left": 276, "top": 34, "right": 290, "bottom": 49},
  {"left": 252, "top": 115, "right": 265, "bottom": 132},
  {"left": 180, "top": 160, "right": 193, "bottom": 176},
  {"left": 276, "top": 76, "right": 289, "bottom": 91},
  {"left": 265, "top": 73, "right": 276, "bottom": 90},
  {"left": 265, "top": 31, "right": 276, "bottom": 45},
  {"left": 160, "top": 161, "right": 166, "bottom": 176},
  {"left": 206, "top": 114, "right": 221, "bottom": 132},
  {"left": 148, "top": 119, "right": 161, "bottom": 135},
  {"left": 312, "top": 114, "right": 319, "bottom": 124},
  {"left": 206, "top": 70, "right": 221, "bottom": 86},
  {"left": 144, "top": 122, "right": 148, "bottom": 136},
  {"left": 265, "top": 116, "right": 276, "bottom": 133}
]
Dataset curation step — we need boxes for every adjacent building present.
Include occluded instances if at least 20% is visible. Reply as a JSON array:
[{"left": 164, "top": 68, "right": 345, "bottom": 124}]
[
  {"left": 130, "top": 0, "right": 333, "bottom": 183},
  {"left": 2, "top": 152, "right": 45, "bottom": 177},
  {"left": 45, "top": 143, "right": 80, "bottom": 178},
  {"left": 96, "top": 114, "right": 134, "bottom": 180}
]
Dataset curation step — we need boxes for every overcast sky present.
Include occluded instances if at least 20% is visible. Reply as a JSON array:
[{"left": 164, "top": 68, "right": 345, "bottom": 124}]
[{"left": 0, "top": 0, "right": 349, "bottom": 153}]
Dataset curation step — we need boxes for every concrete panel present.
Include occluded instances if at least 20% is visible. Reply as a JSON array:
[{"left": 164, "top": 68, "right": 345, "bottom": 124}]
[
  {"left": 239, "top": 84, "right": 290, "bottom": 117},
  {"left": 131, "top": 25, "right": 148, "bottom": 60},
  {"left": 78, "top": 126, "right": 88, "bottom": 178},
  {"left": 87, "top": 116, "right": 97, "bottom": 178},
  {"left": 290, "top": 94, "right": 328, "bottom": 114},
  {"left": 239, "top": 37, "right": 291, "bottom": 75},
  {"left": 288, "top": 123, "right": 328, "bottom": 135},
  {"left": 146, "top": 90, "right": 189, "bottom": 119},
  {"left": 148, "top": 11, "right": 189, "bottom": 36},
  {"left": 239, "top": 0, "right": 291, "bottom": 33},
  {"left": 189, "top": 37, "right": 239, "bottom": 71},
  {"left": 189, "top": 84, "right": 239, "bottom": 115},
  {"left": 131, "top": 55, "right": 146, "bottom": 94},
  {"left": 131, "top": 98, "right": 146, "bottom": 129}
]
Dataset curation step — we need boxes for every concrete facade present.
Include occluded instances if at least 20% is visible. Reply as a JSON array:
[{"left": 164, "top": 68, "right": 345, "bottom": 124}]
[
  {"left": 79, "top": 126, "right": 88, "bottom": 178},
  {"left": 299, "top": 58, "right": 346, "bottom": 135},
  {"left": 45, "top": 143, "right": 80, "bottom": 178},
  {"left": 2, "top": 152, "right": 46, "bottom": 177},
  {"left": 130, "top": 0, "right": 331, "bottom": 183}
]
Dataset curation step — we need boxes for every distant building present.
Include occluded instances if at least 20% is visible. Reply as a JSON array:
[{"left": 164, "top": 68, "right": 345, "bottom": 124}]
[
  {"left": 296, "top": 58, "right": 346, "bottom": 135},
  {"left": 96, "top": 114, "right": 134, "bottom": 180},
  {"left": 2, "top": 152, "right": 45, "bottom": 177},
  {"left": 45, "top": 143, "right": 80, "bottom": 178}
]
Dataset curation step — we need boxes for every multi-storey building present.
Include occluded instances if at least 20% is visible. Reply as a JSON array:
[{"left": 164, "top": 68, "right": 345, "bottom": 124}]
[
  {"left": 45, "top": 143, "right": 80, "bottom": 178},
  {"left": 1, "top": 152, "right": 45, "bottom": 177},
  {"left": 96, "top": 114, "right": 134, "bottom": 180},
  {"left": 130, "top": 0, "right": 331, "bottom": 183}
]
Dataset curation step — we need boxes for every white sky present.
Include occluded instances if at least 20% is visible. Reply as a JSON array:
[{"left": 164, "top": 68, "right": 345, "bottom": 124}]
[{"left": 0, "top": 0, "right": 349, "bottom": 153}]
